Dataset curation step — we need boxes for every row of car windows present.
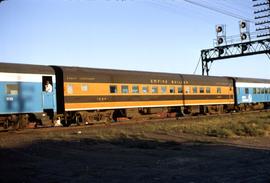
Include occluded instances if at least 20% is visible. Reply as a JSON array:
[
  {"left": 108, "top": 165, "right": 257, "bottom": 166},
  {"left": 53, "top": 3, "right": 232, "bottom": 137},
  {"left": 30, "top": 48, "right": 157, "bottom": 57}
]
[
  {"left": 64, "top": 84, "right": 225, "bottom": 95},
  {"left": 109, "top": 85, "right": 223, "bottom": 94},
  {"left": 4, "top": 84, "right": 223, "bottom": 95},
  {"left": 244, "top": 88, "right": 270, "bottom": 94}
]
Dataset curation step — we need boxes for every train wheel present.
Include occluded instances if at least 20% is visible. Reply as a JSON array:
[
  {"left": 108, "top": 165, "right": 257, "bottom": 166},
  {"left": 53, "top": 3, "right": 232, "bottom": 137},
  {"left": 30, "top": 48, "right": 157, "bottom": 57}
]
[
  {"left": 103, "top": 111, "right": 112, "bottom": 124},
  {"left": 112, "top": 111, "right": 118, "bottom": 122},
  {"left": 61, "top": 118, "right": 71, "bottom": 127},
  {"left": 3, "top": 120, "right": 9, "bottom": 129},
  {"left": 12, "top": 121, "right": 19, "bottom": 130},
  {"left": 18, "top": 115, "right": 29, "bottom": 129},
  {"left": 75, "top": 113, "right": 84, "bottom": 126},
  {"left": 9, "top": 115, "right": 19, "bottom": 130}
]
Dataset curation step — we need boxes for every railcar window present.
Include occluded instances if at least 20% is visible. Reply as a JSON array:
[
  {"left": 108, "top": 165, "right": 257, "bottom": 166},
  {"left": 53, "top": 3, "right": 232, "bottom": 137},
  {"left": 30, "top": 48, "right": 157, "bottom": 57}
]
[
  {"left": 152, "top": 86, "right": 158, "bottom": 93},
  {"left": 200, "top": 87, "right": 204, "bottom": 93},
  {"left": 265, "top": 88, "right": 268, "bottom": 94},
  {"left": 67, "top": 84, "right": 73, "bottom": 94},
  {"left": 142, "top": 86, "right": 148, "bottom": 93},
  {"left": 217, "top": 87, "right": 221, "bottom": 94},
  {"left": 256, "top": 88, "right": 260, "bottom": 94},
  {"left": 261, "top": 88, "right": 265, "bottom": 94},
  {"left": 177, "top": 87, "right": 183, "bottom": 93},
  {"left": 169, "top": 86, "right": 175, "bottom": 93},
  {"left": 244, "top": 88, "right": 249, "bottom": 94},
  {"left": 161, "top": 86, "right": 167, "bottom": 93},
  {"left": 121, "top": 85, "right": 129, "bottom": 93},
  {"left": 253, "top": 88, "right": 257, "bottom": 94},
  {"left": 81, "top": 84, "right": 89, "bottom": 92},
  {"left": 193, "top": 87, "right": 197, "bottom": 93},
  {"left": 268, "top": 88, "right": 270, "bottom": 94},
  {"left": 206, "top": 87, "right": 211, "bottom": 93},
  {"left": 6, "top": 84, "right": 19, "bottom": 95},
  {"left": 110, "top": 85, "right": 117, "bottom": 94},
  {"left": 185, "top": 87, "right": 190, "bottom": 94},
  {"left": 132, "top": 85, "right": 139, "bottom": 93}
]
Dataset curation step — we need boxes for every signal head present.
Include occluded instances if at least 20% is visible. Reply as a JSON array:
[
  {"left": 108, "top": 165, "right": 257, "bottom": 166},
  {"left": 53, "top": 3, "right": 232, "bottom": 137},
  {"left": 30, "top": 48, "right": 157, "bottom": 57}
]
[
  {"left": 217, "top": 37, "right": 224, "bottom": 44},
  {"left": 241, "top": 33, "right": 247, "bottom": 40},
  {"left": 240, "top": 21, "right": 246, "bottom": 29},
  {"left": 216, "top": 25, "right": 223, "bottom": 33}
]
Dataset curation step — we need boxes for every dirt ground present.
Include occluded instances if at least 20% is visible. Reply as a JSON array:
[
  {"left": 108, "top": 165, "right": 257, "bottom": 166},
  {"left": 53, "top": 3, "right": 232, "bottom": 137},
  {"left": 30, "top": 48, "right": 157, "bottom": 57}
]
[{"left": 1, "top": 121, "right": 270, "bottom": 183}]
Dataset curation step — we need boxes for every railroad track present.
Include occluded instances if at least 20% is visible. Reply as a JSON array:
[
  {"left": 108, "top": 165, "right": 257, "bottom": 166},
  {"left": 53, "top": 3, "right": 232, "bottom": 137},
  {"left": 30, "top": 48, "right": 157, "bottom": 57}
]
[{"left": 1, "top": 109, "right": 269, "bottom": 134}]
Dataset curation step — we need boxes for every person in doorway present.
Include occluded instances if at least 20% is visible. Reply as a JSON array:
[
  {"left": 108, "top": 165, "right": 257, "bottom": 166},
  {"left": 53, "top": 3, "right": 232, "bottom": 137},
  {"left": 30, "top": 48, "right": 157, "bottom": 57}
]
[{"left": 45, "top": 81, "right": 52, "bottom": 92}]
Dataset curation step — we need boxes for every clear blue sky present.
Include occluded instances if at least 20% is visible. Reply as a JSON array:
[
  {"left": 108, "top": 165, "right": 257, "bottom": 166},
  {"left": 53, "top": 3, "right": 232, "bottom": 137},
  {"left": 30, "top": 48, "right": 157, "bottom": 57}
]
[{"left": 0, "top": 0, "right": 269, "bottom": 78}]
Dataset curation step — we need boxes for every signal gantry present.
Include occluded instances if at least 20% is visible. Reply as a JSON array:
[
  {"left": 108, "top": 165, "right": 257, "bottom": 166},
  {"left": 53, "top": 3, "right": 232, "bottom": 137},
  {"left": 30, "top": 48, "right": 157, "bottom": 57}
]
[{"left": 201, "top": 0, "right": 270, "bottom": 76}]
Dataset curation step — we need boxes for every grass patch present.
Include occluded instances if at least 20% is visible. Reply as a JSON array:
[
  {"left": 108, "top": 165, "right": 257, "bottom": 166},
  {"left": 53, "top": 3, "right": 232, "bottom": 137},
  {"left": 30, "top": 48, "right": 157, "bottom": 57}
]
[
  {"left": 38, "top": 112, "right": 270, "bottom": 147},
  {"left": 106, "top": 113, "right": 270, "bottom": 139},
  {"left": 167, "top": 113, "right": 270, "bottom": 138}
]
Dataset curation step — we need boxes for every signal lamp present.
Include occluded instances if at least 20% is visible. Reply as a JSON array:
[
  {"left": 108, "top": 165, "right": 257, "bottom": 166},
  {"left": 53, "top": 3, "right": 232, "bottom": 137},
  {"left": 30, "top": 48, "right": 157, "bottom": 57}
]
[
  {"left": 216, "top": 26, "right": 223, "bottom": 33},
  {"left": 217, "top": 37, "right": 224, "bottom": 44},
  {"left": 241, "top": 33, "right": 247, "bottom": 40},
  {"left": 240, "top": 21, "right": 246, "bottom": 29}
]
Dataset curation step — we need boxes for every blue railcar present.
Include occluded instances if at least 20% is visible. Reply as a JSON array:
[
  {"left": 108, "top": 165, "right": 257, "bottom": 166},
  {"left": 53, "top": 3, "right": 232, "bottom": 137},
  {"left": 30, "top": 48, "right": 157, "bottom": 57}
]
[
  {"left": 0, "top": 63, "right": 57, "bottom": 127},
  {"left": 235, "top": 77, "right": 270, "bottom": 105}
]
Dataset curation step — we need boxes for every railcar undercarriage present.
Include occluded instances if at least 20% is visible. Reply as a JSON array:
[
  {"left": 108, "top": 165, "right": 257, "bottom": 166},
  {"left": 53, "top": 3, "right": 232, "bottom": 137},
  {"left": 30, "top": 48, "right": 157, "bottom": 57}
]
[{"left": 1, "top": 103, "right": 269, "bottom": 130}]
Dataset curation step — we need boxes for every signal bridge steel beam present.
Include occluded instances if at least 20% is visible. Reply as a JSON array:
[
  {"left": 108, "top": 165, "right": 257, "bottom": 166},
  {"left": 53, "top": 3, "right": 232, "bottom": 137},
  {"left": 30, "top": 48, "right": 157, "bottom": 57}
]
[{"left": 201, "top": 38, "right": 270, "bottom": 75}]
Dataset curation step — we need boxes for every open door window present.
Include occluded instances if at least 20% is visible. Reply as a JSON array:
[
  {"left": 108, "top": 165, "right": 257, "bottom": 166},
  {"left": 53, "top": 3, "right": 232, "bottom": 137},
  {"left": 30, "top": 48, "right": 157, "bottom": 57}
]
[{"left": 42, "top": 76, "right": 53, "bottom": 92}]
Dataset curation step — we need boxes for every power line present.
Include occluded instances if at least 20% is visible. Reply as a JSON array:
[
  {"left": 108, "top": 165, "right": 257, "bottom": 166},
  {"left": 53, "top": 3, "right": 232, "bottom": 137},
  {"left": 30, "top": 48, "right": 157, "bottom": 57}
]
[
  {"left": 183, "top": 0, "right": 255, "bottom": 22},
  {"left": 147, "top": 0, "right": 254, "bottom": 26},
  {"left": 210, "top": 0, "right": 253, "bottom": 16},
  {"left": 193, "top": 56, "right": 201, "bottom": 74},
  {"left": 148, "top": 0, "right": 254, "bottom": 23}
]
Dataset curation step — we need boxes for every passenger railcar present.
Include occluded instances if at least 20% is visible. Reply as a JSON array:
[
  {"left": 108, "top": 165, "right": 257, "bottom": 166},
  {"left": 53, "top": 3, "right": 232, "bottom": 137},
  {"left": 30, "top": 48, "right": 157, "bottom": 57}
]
[
  {"left": 58, "top": 66, "right": 234, "bottom": 110},
  {"left": 235, "top": 77, "right": 270, "bottom": 109},
  {"left": 55, "top": 66, "right": 234, "bottom": 124},
  {"left": 0, "top": 63, "right": 57, "bottom": 128}
]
